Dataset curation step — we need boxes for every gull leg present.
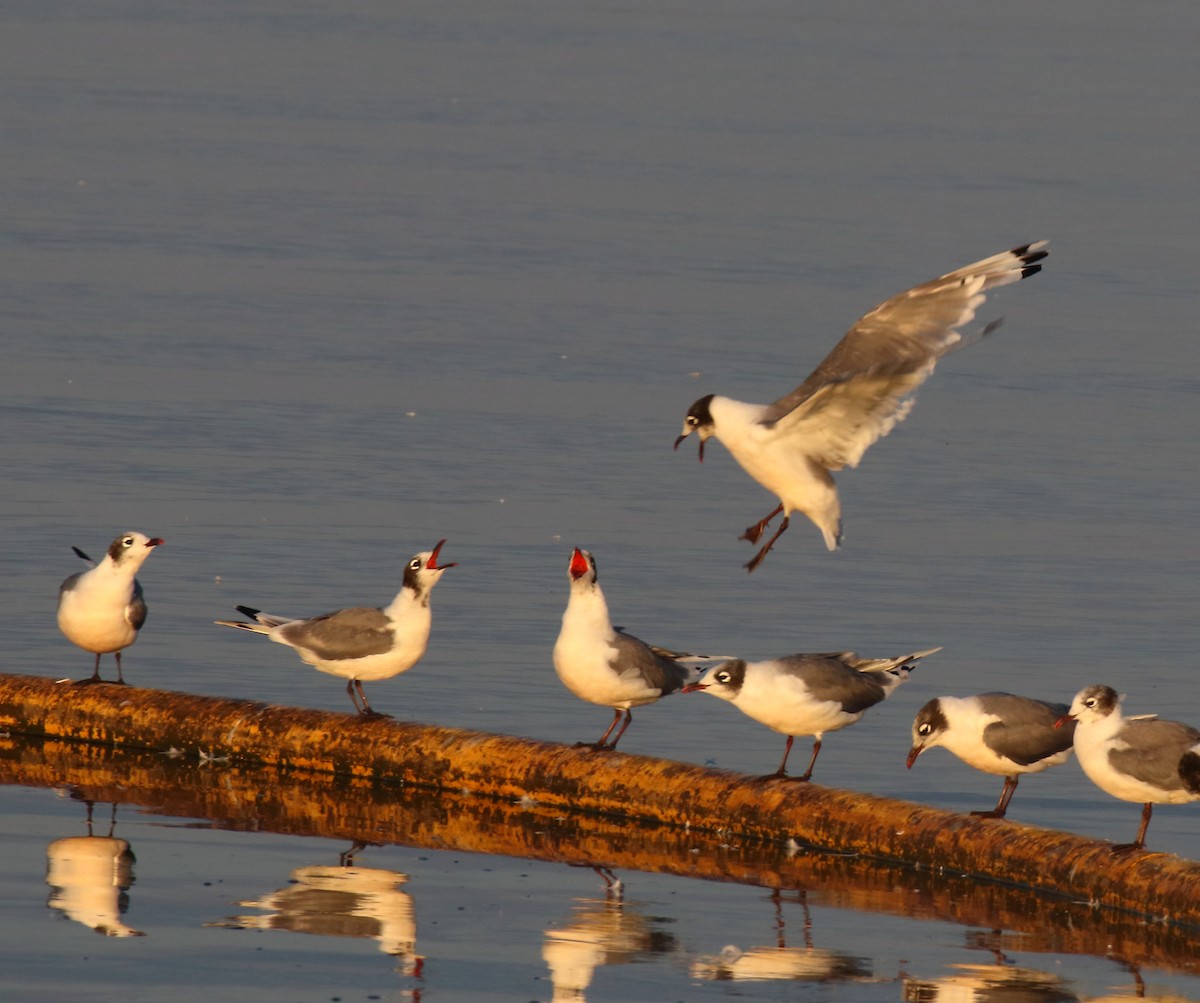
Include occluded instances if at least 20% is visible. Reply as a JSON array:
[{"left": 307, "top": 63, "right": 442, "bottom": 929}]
[
  {"left": 1113, "top": 803, "right": 1153, "bottom": 854},
  {"left": 740, "top": 504, "right": 784, "bottom": 545},
  {"left": 605, "top": 709, "right": 634, "bottom": 750},
  {"left": 762, "top": 735, "right": 795, "bottom": 780},
  {"left": 351, "top": 679, "right": 390, "bottom": 719},
  {"left": 578, "top": 708, "right": 629, "bottom": 751},
  {"left": 795, "top": 738, "right": 822, "bottom": 782},
  {"left": 113, "top": 651, "right": 128, "bottom": 686},
  {"left": 75, "top": 653, "right": 105, "bottom": 686},
  {"left": 973, "top": 776, "right": 1019, "bottom": 818},
  {"left": 745, "top": 516, "right": 790, "bottom": 573}
]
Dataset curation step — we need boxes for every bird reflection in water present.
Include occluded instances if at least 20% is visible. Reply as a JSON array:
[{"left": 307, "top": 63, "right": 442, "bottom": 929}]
[
  {"left": 690, "top": 889, "right": 869, "bottom": 983},
  {"left": 904, "top": 962, "right": 1075, "bottom": 1002},
  {"left": 541, "top": 867, "right": 679, "bottom": 1001},
  {"left": 45, "top": 801, "right": 144, "bottom": 938},
  {"left": 211, "top": 843, "right": 422, "bottom": 981}
]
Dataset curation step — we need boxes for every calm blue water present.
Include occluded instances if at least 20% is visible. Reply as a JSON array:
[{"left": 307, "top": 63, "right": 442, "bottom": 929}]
[{"left": 3, "top": 1, "right": 1200, "bottom": 998}]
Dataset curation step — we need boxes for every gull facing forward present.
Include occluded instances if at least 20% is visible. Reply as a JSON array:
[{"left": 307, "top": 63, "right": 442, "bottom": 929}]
[
  {"left": 553, "top": 547, "right": 703, "bottom": 751},
  {"left": 215, "top": 540, "right": 455, "bottom": 717},
  {"left": 1058, "top": 685, "right": 1200, "bottom": 853},
  {"left": 675, "top": 241, "right": 1049, "bottom": 571},
  {"left": 57, "top": 531, "right": 164, "bottom": 685}
]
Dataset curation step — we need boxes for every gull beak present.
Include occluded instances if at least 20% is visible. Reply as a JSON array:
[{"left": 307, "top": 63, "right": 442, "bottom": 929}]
[
  {"left": 428, "top": 539, "right": 457, "bottom": 570},
  {"left": 1053, "top": 713, "right": 1074, "bottom": 729},
  {"left": 681, "top": 682, "right": 708, "bottom": 694},
  {"left": 905, "top": 745, "right": 923, "bottom": 769},
  {"left": 673, "top": 432, "right": 704, "bottom": 462},
  {"left": 568, "top": 547, "right": 591, "bottom": 580},
  {"left": 146, "top": 537, "right": 165, "bottom": 547}
]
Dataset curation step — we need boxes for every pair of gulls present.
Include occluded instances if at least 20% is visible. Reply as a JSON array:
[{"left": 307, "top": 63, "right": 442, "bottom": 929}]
[{"left": 55, "top": 243, "right": 1198, "bottom": 850}]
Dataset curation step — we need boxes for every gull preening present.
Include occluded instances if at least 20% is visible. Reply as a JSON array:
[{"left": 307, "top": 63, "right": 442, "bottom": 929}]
[
  {"left": 215, "top": 540, "right": 455, "bottom": 717},
  {"left": 675, "top": 241, "right": 1049, "bottom": 571},
  {"left": 1058, "top": 684, "right": 1200, "bottom": 853},
  {"left": 552, "top": 547, "right": 704, "bottom": 751},
  {"left": 57, "top": 531, "right": 164, "bottom": 685},
  {"left": 684, "top": 647, "right": 939, "bottom": 781},
  {"left": 906, "top": 692, "right": 1076, "bottom": 818}
]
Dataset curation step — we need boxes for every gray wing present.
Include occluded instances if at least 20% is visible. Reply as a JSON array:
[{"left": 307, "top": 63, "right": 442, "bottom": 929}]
[
  {"left": 759, "top": 242, "right": 1047, "bottom": 471},
  {"left": 58, "top": 571, "right": 84, "bottom": 598},
  {"left": 610, "top": 630, "right": 692, "bottom": 695},
  {"left": 125, "top": 579, "right": 148, "bottom": 631},
  {"left": 977, "top": 694, "right": 1073, "bottom": 766},
  {"left": 279, "top": 607, "right": 395, "bottom": 660},
  {"left": 1109, "top": 718, "right": 1200, "bottom": 792},
  {"left": 778, "top": 654, "right": 887, "bottom": 714}
]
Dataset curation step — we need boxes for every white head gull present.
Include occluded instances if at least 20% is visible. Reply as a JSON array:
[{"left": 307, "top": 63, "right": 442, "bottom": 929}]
[{"left": 1058, "top": 685, "right": 1200, "bottom": 853}]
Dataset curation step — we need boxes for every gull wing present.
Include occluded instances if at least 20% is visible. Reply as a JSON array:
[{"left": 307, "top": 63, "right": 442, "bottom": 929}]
[
  {"left": 278, "top": 606, "right": 395, "bottom": 660},
  {"left": 760, "top": 242, "right": 1047, "bottom": 470}
]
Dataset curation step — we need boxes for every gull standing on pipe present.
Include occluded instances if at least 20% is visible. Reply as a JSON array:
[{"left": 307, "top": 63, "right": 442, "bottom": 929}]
[
  {"left": 1057, "top": 685, "right": 1200, "bottom": 853},
  {"left": 906, "top": 693, "right": 1076, "bottom": 818},
  {"left": 552, "top": 547, "right": 704, "bottom": 751},
  {"left": 674, "top": 241, "right": 1049, "bottom": 571},
  {"left": 215, "top": 540, "right": 455, "bottom": 718},
  {"left": 684, "top": 647, "right": 939, "bottom": 781},
  {"left": 57, "top": 531, "right": 164, "bottom": 685}
]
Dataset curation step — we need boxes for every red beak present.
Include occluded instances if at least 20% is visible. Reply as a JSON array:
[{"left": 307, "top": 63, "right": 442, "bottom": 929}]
[
  {"left": 905, "top": 745, "right": 923, "bottom": 769},
  {"left": 428, "top": 539, "right": 456, "bottom": 570},
  {"left": 681, "top": 682, "right": 708, "bottom": 694},
  {"left": 569, "top": 548, "right": 590, "bottom": 579},
  {"left": 147, "top": 537, "right": 165, "bottom": 547},
  {"left": 1053, "top": 713, "right": 1073, "bottom": 729}
]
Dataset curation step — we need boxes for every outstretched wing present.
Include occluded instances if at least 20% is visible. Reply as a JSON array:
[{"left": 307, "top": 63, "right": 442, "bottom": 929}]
[{"left": 760, "top": 242, "right": 1047, "bottom": 470}]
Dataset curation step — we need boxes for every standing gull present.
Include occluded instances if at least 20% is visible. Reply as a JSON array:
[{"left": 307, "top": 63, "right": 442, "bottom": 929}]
[
  {"left": 552, "top": 547, "right": 701, "bottom": 751},
  {"left": 1057, "top": 684, "right": 1200, "bottom": 853},
  {"left": 684, "top": 648, "right": 939, "bottom": 780},
  {"left": 906, "top": 693, "right": 1075, "bottom": 818},
  {"left": 674, "top": 241, "right": 1049, "bottom": 571},
  {"left": 215, "top": 540, "right": 455, "bottom": 717},
  {"left": 57, "top": 531, "right": 164, "bottom": 685}
]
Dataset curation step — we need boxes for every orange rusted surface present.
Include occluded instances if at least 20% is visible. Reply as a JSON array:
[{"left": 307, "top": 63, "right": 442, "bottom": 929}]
[
  {"left": 4, "top": 735, "right": 1200, "bottom": 969},
  {"left": 2, "top": 671, "right": 1199, "bottom": 931}
]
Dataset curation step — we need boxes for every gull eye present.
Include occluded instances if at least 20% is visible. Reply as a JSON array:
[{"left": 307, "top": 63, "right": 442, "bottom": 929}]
[
  {"left": 409, "top": 558, "right": 422, "bottom": 571},
  {"left": 918, "top": 723, "right": 932, "bottom": 737},
  {"left": 715, "top": 670, "right": 730, "bottom": 684},
  {"left": 686, "top": 415, "right": 699, "bottom": 427},
  {"left": 1084, "top": 697, "right": 1096, "bottom": 709},
  {"left": 122, "top": 536, "right": 135, "bottom": 548}
]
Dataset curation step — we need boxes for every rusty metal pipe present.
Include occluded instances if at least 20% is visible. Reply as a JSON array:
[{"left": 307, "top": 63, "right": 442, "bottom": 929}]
[{"left": 2, "top": 672, "right": 1198, "bottom": 927}]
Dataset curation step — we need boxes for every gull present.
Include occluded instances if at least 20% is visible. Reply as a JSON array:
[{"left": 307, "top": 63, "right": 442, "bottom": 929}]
[
  {"left": 57, "top": 531, "right": 164, "bottom": 685},
  {"left": 1057, "top": 684, "right": 1200, "bottom": 853},
  {"left": 674, "top": 241, "right": 1049, "bottom": 571},
  {"left": 906, "top": 692, "right": 1076, "bottom": 818},
  {"left": 552, "top": 547, "right": 705, "bottom": 751},
  {"left": 215, "top": 540, "right": 455, "bottom": 717},
  {"left": 684, "top": 647, "right": 939, "bottom": 780}
]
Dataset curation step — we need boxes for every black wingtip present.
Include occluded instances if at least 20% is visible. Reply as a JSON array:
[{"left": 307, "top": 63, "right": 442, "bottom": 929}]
[
  {"left": 234, "top": 605, "right": 261, "bottom": 619},
  {"left": 1015, "top": 240, "right": 1049, "bottom": 277},
  {"left": 71, "top": 546, "right": 92, "bottom": 563}
]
